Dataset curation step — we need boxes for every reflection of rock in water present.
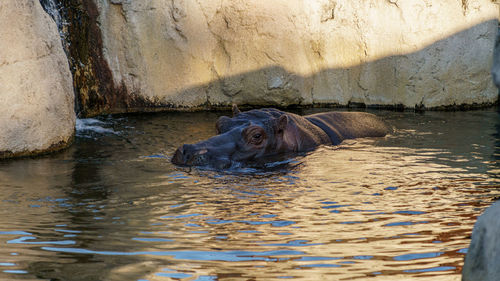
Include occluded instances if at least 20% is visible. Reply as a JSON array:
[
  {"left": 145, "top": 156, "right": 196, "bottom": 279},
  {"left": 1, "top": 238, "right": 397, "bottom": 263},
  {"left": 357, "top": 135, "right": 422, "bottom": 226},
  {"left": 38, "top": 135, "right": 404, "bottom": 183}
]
[
  {"left": 24, "top": 135, "right": 154, "bottom": 281},
  {"left": 0, "top": 157, "right": 74, "bottom": 279}
]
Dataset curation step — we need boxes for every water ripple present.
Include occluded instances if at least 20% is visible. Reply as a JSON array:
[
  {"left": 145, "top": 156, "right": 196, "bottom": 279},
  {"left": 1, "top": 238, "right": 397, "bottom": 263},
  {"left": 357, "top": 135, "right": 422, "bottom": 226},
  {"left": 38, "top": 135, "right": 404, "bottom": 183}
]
[{"left": 0, "top": 109, "right": 498, "bottom": 280}]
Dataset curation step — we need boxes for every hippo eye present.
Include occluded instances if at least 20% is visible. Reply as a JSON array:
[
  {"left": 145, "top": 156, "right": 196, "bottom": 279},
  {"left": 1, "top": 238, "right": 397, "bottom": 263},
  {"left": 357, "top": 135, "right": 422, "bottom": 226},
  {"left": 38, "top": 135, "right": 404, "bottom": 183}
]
[
  {"left": 249, "top": 133, "right": 263, "bottom": 145},
  {"left": 244, "top": 125, "right": 266, "bottom": 145}
]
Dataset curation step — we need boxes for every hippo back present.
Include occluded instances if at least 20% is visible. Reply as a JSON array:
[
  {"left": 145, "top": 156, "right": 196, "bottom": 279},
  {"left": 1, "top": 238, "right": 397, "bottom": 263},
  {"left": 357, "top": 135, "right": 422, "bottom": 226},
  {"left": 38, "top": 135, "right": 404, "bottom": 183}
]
[{"left": 305, "top": 112, "right": 389, "bottom": 145}]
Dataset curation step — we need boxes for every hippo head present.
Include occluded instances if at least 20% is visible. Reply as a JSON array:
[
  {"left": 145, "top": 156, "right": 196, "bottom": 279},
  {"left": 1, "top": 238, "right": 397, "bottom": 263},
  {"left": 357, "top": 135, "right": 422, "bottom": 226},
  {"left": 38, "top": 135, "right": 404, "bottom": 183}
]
[{"left": 171, "top": 105, "right": 291, "bottom": 169}]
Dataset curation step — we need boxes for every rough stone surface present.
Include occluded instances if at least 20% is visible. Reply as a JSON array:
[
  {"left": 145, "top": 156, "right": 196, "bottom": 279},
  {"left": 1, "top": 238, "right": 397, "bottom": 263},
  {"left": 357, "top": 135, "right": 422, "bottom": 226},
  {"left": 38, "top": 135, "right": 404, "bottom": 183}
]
[
  {"left": 462, "top": 201, "right": 500, "bottom": 281},
  {"left": 0, "top": 0, "right": 75, "bottom": 158},
  {"left": 82, "top": 0, "right": 498, "bottom": 113}
]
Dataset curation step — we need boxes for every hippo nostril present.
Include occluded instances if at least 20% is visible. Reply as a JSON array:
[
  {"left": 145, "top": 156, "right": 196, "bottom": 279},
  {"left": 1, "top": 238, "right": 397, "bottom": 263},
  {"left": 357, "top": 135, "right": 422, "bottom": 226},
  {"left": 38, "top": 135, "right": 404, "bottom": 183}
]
[{"left": 171, "top": 144, "right": 211, "bottom": 166}]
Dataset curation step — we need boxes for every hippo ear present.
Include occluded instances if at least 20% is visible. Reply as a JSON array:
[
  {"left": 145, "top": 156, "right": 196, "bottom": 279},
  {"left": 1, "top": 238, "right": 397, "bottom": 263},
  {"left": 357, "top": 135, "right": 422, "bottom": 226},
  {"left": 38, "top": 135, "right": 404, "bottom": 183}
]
[
  {"left": 216, "top": 116, "right": 231, "bottom": 134},
  {"left": 277, "top": 115, "right": 288, "bottom": 133},
  {"left": 232, "top": 104, "right": 241, "bottom": 117}
]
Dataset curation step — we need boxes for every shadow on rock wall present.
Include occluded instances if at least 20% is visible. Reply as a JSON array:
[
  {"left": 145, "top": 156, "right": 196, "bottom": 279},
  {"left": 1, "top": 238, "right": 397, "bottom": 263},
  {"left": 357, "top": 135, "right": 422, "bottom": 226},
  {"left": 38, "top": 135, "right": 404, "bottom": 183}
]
[{"left": 172, "top": 19, "right": 497, "bottom": 112}]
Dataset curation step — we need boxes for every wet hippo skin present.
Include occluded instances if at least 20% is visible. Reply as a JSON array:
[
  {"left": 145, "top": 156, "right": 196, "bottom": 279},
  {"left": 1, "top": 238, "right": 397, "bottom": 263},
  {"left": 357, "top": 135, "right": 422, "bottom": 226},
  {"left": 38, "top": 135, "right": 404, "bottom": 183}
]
[{"left": 172, "top": 105, "right": 389, "bottom": 169}]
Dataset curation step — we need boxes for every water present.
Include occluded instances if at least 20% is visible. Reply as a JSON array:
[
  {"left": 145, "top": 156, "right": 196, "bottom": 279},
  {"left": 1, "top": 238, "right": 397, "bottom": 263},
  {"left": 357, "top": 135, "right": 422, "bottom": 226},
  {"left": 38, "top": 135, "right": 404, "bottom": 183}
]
[
  {"left": 0, "top": 108, "right": 498, "bottom": 281},
  {"left": 39, "top": 0, "right": 66, "bottom": 36}
]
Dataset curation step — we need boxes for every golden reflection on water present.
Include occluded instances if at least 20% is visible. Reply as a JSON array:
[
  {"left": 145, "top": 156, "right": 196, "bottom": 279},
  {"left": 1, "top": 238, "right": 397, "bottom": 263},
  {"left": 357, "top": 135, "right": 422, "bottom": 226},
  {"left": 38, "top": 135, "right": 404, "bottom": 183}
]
[{"left": 0, "top": 109, "right": 498, "bottom": 281}]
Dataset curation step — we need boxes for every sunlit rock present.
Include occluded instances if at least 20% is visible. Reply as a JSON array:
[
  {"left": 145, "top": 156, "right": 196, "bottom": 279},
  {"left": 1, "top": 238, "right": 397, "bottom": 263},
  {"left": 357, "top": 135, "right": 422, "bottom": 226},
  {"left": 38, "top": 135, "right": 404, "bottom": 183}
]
[
  {"left": 0, "top": 0, "right": 75, "bottom": 158},
  {"left": 462, "top": 201, "right": 500, "bottom": 281},
  {"left": 58, "top": 0, "right": 498, "bottom": 114}
]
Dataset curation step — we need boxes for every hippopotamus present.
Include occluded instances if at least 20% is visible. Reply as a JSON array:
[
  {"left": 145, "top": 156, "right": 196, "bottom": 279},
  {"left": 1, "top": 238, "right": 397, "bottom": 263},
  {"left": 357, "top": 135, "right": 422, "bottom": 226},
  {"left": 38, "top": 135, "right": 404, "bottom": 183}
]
[{"left": 171, "top": 105, "right": 389, "bottom": 169}]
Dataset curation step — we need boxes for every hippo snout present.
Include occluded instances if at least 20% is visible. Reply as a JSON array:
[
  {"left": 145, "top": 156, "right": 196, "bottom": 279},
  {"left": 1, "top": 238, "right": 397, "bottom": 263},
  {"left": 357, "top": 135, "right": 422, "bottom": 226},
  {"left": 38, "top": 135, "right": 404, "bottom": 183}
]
[
  {"left": 172, "top": 143, "right": 232, "bottom": 169},
  {"left": 171, "top": 144, "right": 210, "bottom": 166}
]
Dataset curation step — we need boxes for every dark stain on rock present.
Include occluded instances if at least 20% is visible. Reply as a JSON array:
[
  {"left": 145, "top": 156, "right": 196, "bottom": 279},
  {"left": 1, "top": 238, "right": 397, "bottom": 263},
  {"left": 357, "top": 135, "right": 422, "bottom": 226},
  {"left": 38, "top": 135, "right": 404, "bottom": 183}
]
[{"left": 54, "top": 0, "right": 162, "bottom": 117}]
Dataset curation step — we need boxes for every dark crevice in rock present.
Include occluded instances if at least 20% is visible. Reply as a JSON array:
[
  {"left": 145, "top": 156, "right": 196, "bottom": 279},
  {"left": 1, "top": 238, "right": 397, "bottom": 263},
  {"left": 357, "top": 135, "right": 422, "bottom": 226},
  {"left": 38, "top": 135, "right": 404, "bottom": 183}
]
[{"left": 41, "top": 0, "right": 161, "bottom": 118}]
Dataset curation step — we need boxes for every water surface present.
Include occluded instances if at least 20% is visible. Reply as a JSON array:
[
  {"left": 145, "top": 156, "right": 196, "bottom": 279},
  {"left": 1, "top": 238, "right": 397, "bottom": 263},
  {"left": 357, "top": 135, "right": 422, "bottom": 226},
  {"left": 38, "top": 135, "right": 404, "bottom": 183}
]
[{"left": 0, "top": 108, "right": 499, "bottom": 281}]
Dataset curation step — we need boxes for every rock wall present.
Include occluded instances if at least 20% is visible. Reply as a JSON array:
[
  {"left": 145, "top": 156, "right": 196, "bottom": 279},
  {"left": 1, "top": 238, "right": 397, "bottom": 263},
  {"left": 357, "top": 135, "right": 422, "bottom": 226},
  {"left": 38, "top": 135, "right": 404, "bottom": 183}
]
[
  {"left": 66, "top": 0, "right": 498, "bottom": 115},
  {"left": 0, "top": 0, "right": 75, "bottom": 158},
  {"left": 462, "top": 201, "right": 500, "bottom": 281}
]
